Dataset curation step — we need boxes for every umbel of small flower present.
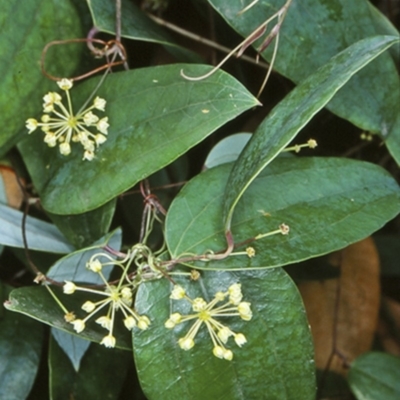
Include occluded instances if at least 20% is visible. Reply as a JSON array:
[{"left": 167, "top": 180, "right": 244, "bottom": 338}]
[
  {"left": 25, "top": 78, "right": 109, "bottom": 161},
  {"left": 165, "top": 283, "right": 252, "bottom": 361},
  {"left": 63, "top": 257, "right": 150, "bottom": 348}
]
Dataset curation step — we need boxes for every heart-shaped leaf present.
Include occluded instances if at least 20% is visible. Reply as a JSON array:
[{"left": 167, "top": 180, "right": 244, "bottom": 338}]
[
  {"left": 19, "top": 65, "right": 259, "bottom": 214},
  {"left": 133, "top": 268, "right": 315, "bottom": 399},
  {"left": 166, "top": 158, "right": 400, "bottom": 269}
]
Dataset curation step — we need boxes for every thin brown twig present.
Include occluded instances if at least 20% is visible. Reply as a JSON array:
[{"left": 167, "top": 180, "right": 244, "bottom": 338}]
[{"left": 147, "top": 13, "right": 270, "bottom": 69}]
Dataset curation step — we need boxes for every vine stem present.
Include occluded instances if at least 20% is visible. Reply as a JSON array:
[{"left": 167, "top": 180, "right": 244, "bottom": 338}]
[{"left": 146, "top": 13, "right": 269, "bottom": 69}]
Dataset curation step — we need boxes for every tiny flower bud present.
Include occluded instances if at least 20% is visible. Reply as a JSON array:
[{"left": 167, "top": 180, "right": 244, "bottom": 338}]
[
  {"left": 165, "top": 313, "right": 182, "bottom": 328},
  {"left": 124, "top": 316, "right": 136, "bottom": 330},
  {"left": 214, "top": 291, "right": 226, "bottom": 301},
  {"left": 100, "top": 334, "right": 116, "bottom": 348},
  {"left": 121, "top": 287, "right": 132, "bottom": 300},
  {"left": 96, "top": 117, "right": 109, "bottom": 134},
  {"left": 280, "top": 223, "right": 290, "bottom": 235},
  {"left": 93, "top": 96, "right": 106, "bottom": 111},
  {"left": 307, "top": 139, "right": 317, "bottom": 149},
  {"left": 213, "top": 345, "right": 225, "bottom": 359},
  {"left": 246, "top": 247, "right": 256, "bottom": 258},
  {"left": 59, "top": 142, "right": 71, "bottom": 156},
  {"left": 223, "top": 349, "right": 233, "bottom": 360},
  {"left": 87, "top": 259, "right": 102, "bottom": 273},
  {"left": 228, "top": 283, "right": 243, "bottom": 305},
  {"left": 83, "top": 150, "right": 95, "bottom": 161},
  {"left": 63, "top": 281, "right": 76, "bottom": 294},
  {"left": 71, "top": 319, "right": 85, "bottom": 333},
  {"left": 192, "top": 298, "right": 207, "bottom": 312},
  {"left": 95, "top": 134, "right": 107, "bottom": 145},
  {"left": 44, "top": 133, "right": 57, "bottom": 147},
  {"left": 170, "top": 285, "right": 186, "bottom": 300},
  {"left": 179, "top": 337, "right": 195, "bottom": 350},
  {"left": 57, "top": 78, "right": 73, "bottom": 91},
  {"left": 26, "top": 118, "right": 38, "bottom": 133},
  {"left": 234, "top": 333, "right": 247, "bottom": 347},
  {"left": 96, "top": 316, "right": 112, "bottom": 330},
  {"left": 218, "top": 327, "right": 233, "bottom": 344},
  {"left": 238, "top": 302, "right": 252, "bottom": 321},
  {"left": 81, "top": 301, "right": 96, "bottom": 313},
  {"left": 137, "top": 316, "right": 151, "bottom": 330},
  {"left": 83, "top": 111, "right": 99, "bottom": 125},
  {"left": 64, "top": 312, "right": 76, "bottom": 322},
  {"left": 190, "top": 270, "right": 200, "bottom": 280}
]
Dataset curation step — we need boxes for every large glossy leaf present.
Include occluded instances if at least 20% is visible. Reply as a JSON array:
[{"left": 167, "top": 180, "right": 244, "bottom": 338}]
[
  {"left": 348, "top": 352, "right": 400, "bottom": 400},
  {"left": 0, "top": 284, "right": 43, "bottom": 400},
  {"left": 208, "top": 0, "right": 400, "bottom": 164},
  {"left": 0, "top": 0, "right": 83, "bottom": 156},
  {"left": 0, "top": 203, "right": 73, "bottom": 253},
  {"left": 221, "top": 35, "right": 400, "bottom": 227},
  {"left": 166, "top": 158, "right": 400, "bottom": 270},
  {"left": 19, "top": 65, "right": 259, "bottom": 215},
  {"left": 87, "top": 0, "right": 201, "bottom": 62},
  {"left": 133, "top": 268, "right": 315, "bottom": 400},
  {"left": 49, "top": 336, "right": 130, "bottom": 400}
]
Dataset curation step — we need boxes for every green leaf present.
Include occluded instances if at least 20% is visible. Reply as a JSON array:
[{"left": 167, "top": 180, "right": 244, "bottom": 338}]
[
  {"left": 208, "top": 0, "right": 400, "bottom": 165},
  {"left": 133, "top": 268, "right": 315, "bottom": 400},
  {"left": 5, "top": 286, "right": 131, "bottom": 350},
  {"left": 204, "top": 133, "right": 251, "bottom": 169},
  {"left": 348, "top": 352, "right": 400, "bottom": 400},
  {"left": 19, "top": 65, "right": 258, "bottom": 215},
  {"left": 52, "top": 329, "right": 91, "bottom": 372},
  {"left": 166, "top": 158, "right": 400, "bottom": 269},
  {"left": 0, "top": 203, "right": 74, "bottom": 253},
  {"left": 0, "top": 284, "right": 43, "bottom": 400},
  {"left": 49, "top": 336, "right": 130, "bottom": 400},
  {"left": 221, "top": 35, "right": 400, "bottom": 227},
  {"left": 47, "top": 228, "right": 121, "bottom": 284},
  {"left": 47, "top": 199, "right": 117, "bottom": 249},
  {"left": 367, "top": 2, "right": 400, "bottom": 63},
  {"left": 87, "top": 0, "right": 201, "bottom": 62},
  {"left": 0, "top": 0, "right": 83, "bottom": 155}
]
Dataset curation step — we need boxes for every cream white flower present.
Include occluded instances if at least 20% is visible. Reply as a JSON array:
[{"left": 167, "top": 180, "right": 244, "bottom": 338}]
[
  {"left": 178, "top": 337, "right": 195, "bottom": 350},
  {"left": 96, "top": 316, "right": 112, "bottom": 330},
  {"left": 100, "top": 334, "right": 116, "bottom": 348},
  {"left": 63, "top": 281, "right": 76, "bottom": 294},
  {"left": 71, "top": 319, "right": 85, "bottom": 333},
  {"left": 25, "top": 79, "right": 109, "bottom": 160},
  {"left": 57, "top": 78, "right": 73, "bottom": 90},
  {"left": 138, "top": 316, "right": 151, "bottom": 330},
  {"left": 87, "top": 259, "right": 102, "bottom": 273},
  {"left": 170, "top": 285, "right": 186, "bottom": 300},
  {"left": 238, "top": 302, "right": 253, "bottom": 321},
  {"left": 166, "top": 282, "right": 252, "bottom": 360},
  {"left": 82, "top": 301, "right": 96, "bottom": 313},
  {"left": 124, "top": 316, "right": 136, "bottom": 330},
  {"left": 234, "top": 333, "right": 247, "bottom": 347}
]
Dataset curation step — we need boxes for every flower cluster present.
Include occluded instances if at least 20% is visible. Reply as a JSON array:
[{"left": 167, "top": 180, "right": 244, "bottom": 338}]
[
  {"left": 26, "top": 78, "right": 109, "bottom": 161},
  {"left": 63, "top": 257, "right": 150, "bottom": 348},
  {"left": 165, "top": 283, "right": 252, "bottom": 360}
]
